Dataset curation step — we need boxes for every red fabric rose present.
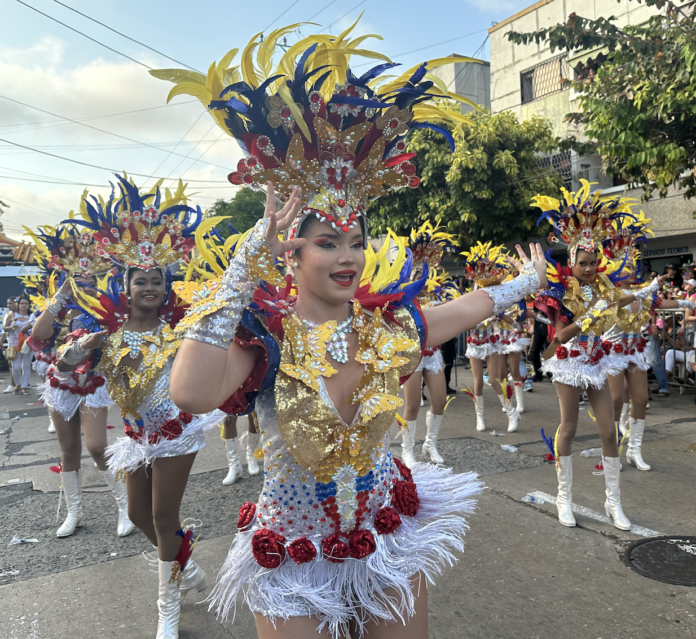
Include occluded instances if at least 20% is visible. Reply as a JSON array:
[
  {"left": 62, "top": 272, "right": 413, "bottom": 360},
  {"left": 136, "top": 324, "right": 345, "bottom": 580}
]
[
  {"left": 628, "top": 348, "right": 635, "bottom": 355},
  {"left": 93, "top": 376, "right": 105, "bottom": 387},
  {"left": 237, "top": 501, "right": 256, "bottom": 530},
  {"left": 613, "top": 344, "right": 624, "bottom": 353},
  {"left": 374, "top": 507, "right": 402, "bottom": 535},
  {"left": 637, "top": 345, "right": 644, "bottom": 353},
  {"left": 49, "top": 377, "right": 60, "bottom": 388},
  {"left": 322, "top": 533, "right": 350, "bottom": 563},
  {"left": 287, "top": 537, "right": 317, "bottom": 564},
  {"left": 391, "top": 479, "right": 420, "bottom": 517},
  {"left": 569, "top": 350, "right": 581, "bottom": 358},
  {"left": 393, "top": 457, "right": 413, "bottom": 483},
  {"left": 124, "top": 425, "right": 138, "bottom": 440},
  {"left": 179, "top": 412, "right": 193, "bottom": 424},
  {"left": 251, "top": 529, "right": 286, "bottom": 569},
  {"left": 595, "top": 349, "right": 604, "bottom": 360},
  {"left": 555, "top": 345, "right": 568, "bottom": 360},
  {"left": 148, "top": 432, "right": 161, "bottom": 444},
  {"left": 160, "top": 419, "right": 183, "bottom": 440},
  {"left": 59, "top": 383, "right": 69, "bottom": 391},
  {"left": 602, "top": 341, "right": 612, "bottom": 354},
  {"left": 349, "top": 529, "right": 376, "bottom": 559}
]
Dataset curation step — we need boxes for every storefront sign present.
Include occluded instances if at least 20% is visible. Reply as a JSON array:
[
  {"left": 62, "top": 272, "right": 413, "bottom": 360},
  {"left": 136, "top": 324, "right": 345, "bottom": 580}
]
[{"left": 641, "top": 245, "right": 691, "bottom": 258}]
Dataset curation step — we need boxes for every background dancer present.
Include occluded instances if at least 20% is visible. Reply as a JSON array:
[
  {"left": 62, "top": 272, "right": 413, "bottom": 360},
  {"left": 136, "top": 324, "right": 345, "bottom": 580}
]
[
  {"left": 161, "top": 26, "right": 547, "bottom": 638},
  {"left": 28, "top": 223, "right": 128, "bottom": 539},
  {"left": 533, "top": 181, "right": 662, "bottom": 531}
]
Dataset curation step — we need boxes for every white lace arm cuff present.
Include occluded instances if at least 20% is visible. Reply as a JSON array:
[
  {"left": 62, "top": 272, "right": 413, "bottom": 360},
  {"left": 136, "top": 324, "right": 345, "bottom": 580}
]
[
  {"left": 633, "top": 278, "right": 660, "bottom": 301},
  {"left": 485, "top": 261, "right": 541, "bottom": 316},
  {"left": 57, "top": 335, "right": 90, "bottom": 366}
]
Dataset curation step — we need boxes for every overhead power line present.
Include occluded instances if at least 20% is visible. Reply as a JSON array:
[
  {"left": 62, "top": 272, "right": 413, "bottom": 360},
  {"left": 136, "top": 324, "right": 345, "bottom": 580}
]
[
  {"left": 16, "top": 0, "right": 153, "bottom": 69},
  {"left": 262, "top": 0, "right": 302, "bottom": 34},
  {"left": 0, "top": 95, "right": 232, "bottom": 172},
  {"left": 323, "top": 0, "right": 367, "bottom": 32},
  {"left": 0, "top": 138, "right": 229, "bottom": 183},
  {"left": 50, "top": 0, "right": 202, "bottom": 72},
  {"left": 306, "top": 0, "right": 338, "bottom": 22}
]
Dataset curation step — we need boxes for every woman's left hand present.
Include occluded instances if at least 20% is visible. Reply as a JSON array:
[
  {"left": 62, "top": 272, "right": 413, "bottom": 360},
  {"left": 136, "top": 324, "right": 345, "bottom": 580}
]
[{"left": 507, "top": 243, "right": 548, "bottom": 290}]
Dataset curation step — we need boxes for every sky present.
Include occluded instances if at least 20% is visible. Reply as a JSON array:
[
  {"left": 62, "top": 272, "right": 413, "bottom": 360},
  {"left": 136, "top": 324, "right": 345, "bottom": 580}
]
[{"left": 0, "top": 0, "right": 534, "bottom": 240}]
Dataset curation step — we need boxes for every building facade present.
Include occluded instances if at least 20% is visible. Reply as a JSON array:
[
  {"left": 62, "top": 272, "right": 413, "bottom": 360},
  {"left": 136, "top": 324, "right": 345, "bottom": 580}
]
[
  {"left": 431, "top": 56, "right": 491, "bottom": 113},
  {"left": 489, "top": 0, "right": 696, "bottom": 272}
]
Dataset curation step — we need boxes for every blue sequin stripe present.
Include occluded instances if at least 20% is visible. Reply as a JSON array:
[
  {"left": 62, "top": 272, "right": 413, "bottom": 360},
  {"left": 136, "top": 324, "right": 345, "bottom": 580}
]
[
  {"left": 315, "top": 480, "right": 337, "bottom": 502},
  {"left": 234, "top": 308, "right": 281, "bottom": 415},
  {"left": 356, "top": 470, "right": 376, "bottom": 492}
]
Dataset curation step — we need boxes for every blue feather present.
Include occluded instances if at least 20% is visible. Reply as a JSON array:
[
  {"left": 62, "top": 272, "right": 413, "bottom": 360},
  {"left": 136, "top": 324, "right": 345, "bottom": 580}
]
[
  {"left": 408, "top": 122, "right": 454, "bottom": 152},
  {"left": 541, "top": 428, "right": 555, "bottom": 458}
]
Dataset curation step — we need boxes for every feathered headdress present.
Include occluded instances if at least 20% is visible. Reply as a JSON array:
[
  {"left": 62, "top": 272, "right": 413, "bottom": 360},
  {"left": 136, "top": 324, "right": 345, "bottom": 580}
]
[
  {"left": 71, "top": 175, "right": 203, "bottom": 292},
  {"left": 601, "top": 210, "right": 653, "bottom": 271},
  {"left": 407, "top": 222, "right": 458, "bottom": 276},
  {"left": 532, "top": 180, "right": 635, "bottom": 264},
  {"left": 460, "top": 241, "right": 509, "bottom": 287},
  {"left": 150, "top": 17, "right": 476, "bottom": 247}
]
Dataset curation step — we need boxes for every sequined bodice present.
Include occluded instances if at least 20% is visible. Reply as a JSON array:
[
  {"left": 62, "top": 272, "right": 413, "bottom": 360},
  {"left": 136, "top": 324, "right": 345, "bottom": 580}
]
[{"left": 254, "top": 389, "right": 398, "bottom": 539}]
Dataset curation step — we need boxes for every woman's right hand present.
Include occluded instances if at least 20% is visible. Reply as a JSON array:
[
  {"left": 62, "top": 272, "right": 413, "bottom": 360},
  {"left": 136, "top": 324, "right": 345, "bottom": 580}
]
[
  {"left": 81, "top": 330, "right": 107, "bottom": 351},
  {"left": 263, "top": 183, "right": 306, "bottom": 259},
  {"left": 58, "top": 278, "right": 73, "bottom": 297}
]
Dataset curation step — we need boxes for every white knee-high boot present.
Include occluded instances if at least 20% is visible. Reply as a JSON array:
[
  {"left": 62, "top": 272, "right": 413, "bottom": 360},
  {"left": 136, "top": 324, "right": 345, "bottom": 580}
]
[
  {"left": 618, "top": 402, "right": 630, "bottom": 436},
  {"left": 422, "top": 411, "right": 444, "bottom": 464},
  {"left": 497, "top": 393, "right": 519, "bottom": 432},
  {"left": 514, "top": 382, "right": 524, "bottom": 414},
  {"left": 156, "top": 560, "right": 182, "bottom": 639},
  {"left": 626, "top": 417, "right": 651, "bottom": 471},
  {"left": 56, "top": 470, "right": 83, "bottom": 537},
  {"left": 401, "top": 420, "right": 417, "bottom": 468},
  {"left": 222, "top": 438, "right": 243, "bottom": 485},
  {"left": 603, "top": 456, "right": 631, "bottom": 531},
  {"left": 101, "top": 469, "right": 135, "bottom": 536},
  {"left": 474, "top": 395, "right": 486, "bottom": 432},
  {"left": 246, "top": 431, "right": 260, "bottom": 476},
  {"left": 555, "top": 456, "right": 576, "bottom": 527}
]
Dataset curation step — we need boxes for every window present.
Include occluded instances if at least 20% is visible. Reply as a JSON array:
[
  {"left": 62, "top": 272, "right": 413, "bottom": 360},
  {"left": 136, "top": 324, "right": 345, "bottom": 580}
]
[
  {"left": 520, "top": 54, "right": 570, "bottom": 104},
  {"left": 538, "top": 151, "right": 572, "bottom": 190}
]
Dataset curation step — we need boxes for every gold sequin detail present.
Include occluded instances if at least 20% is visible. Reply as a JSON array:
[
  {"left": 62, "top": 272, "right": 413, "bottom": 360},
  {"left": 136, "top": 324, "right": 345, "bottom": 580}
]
[{"left": 564, "top": 273, "right": 621, "bottom": 334}]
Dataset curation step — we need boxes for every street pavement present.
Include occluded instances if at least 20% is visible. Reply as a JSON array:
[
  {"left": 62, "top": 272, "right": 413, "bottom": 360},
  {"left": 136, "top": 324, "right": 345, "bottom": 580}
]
[{"left": 1, "top": 367, "right": 695, "bottom": 639}]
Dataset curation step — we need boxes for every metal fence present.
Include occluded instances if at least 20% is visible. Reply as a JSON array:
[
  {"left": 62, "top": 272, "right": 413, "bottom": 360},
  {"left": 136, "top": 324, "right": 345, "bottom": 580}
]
[
  {"left": 520, "top": 54, "right": 570, "bottom": 104},
  {"left": 653, "top": 309, "right": 695, "bottom": 393}
]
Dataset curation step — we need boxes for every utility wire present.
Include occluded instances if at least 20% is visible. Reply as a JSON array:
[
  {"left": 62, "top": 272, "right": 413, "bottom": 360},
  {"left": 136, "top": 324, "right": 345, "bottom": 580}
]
[
  {"left": 0, "top": 138, "right": 229, "bottom": 183},
  {"left": 323, "top": 0, "right": 367, "bottom": 32},
  {"left": 306, "top": 0, "right": 338, "bottom": 22},
  {"left": 0, "top": 195, "right": 62, "bottom": 220},
  {"left": 50, "top": 0, "right": 202, "bottom": 72},
  {"left": 151, "top": 112, "right": 207, "bottom": 177},
  {"left": 15, "top": 0, "right": 152, "bottom": 69},
  {"left": 0, "top": 95, "right": 232, "bottom": 172},
  {"left": 262, "top": 0, "right": 302, "bottom": 34}
]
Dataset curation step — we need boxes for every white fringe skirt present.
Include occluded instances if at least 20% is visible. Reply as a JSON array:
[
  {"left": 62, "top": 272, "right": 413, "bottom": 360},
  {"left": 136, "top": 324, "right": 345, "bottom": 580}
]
[
  {"left": 414, "top": 350, "right": 445, "bottom": 375},
  {"left": 41, "top": 368, "right": 114, "bottom": 420},
  {"left": 208, "top": 463, "right": 484, "bottom": 638}
]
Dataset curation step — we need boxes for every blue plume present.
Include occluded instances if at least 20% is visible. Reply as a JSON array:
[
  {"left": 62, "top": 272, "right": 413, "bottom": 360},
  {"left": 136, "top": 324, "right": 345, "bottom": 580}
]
[
  {"left": 541, "top": 428, "right": 555, "bottom": 458},
  {"left": 408, "top": 123, "right": 454, "bottom": 152}
]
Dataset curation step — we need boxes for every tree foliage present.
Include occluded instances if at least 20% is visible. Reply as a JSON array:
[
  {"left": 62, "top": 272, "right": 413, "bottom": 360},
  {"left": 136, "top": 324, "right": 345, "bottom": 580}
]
[
  {"left": 367, "top": 110, "right": 562, "bottom": 246},
  {"left": 209, "top": 187, "right": 266, "bottom": 237},
  {"left": 507, "top": 0, "right": 696, "bottom": 209}
]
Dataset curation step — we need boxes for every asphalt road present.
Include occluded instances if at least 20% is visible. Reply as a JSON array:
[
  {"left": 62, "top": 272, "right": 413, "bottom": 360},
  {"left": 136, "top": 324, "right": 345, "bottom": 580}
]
[{"left": 1, "top": 369, "right": 695, "bottom": 639}]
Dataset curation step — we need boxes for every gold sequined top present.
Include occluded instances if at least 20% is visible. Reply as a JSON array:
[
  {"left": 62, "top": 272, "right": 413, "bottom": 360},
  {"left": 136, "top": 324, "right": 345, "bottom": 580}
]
[
  {"left": 616, "top": 287, "right": 653, "bottom": 334},
  {"left": 563, "top": 273, "right": 622, "bottom": 334},
  {"left": 272, "top": 301, "right": 422, "bottom": 484}
]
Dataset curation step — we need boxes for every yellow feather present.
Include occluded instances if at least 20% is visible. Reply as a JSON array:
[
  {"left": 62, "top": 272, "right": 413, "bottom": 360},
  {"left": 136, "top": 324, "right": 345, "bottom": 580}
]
[
  {"left": 277, "top": 81, "right": 311, "bottom": 141},
  {"left": 241, "top": 33, "right": 263, "bottom": 88}
]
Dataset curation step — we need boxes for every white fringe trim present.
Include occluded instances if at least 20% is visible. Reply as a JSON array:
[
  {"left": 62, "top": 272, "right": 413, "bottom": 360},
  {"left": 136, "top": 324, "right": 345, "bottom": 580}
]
[
  {"left": 106, "top": 409, "right": 226, "bottom": 473},
  {"left": 415, "top": 350, "right": 444, "bottom": 374},
  {"left": 496, "top": 335, "right": 531, "bottom": 354},
  {"left": 40, "top": 381, "right": 112, "bottom": 420},
  {"left": 542, "top": 352, "right": 624, "bottom": 389},
  {"left": 208, "top": 463, "right": 484, "bottom": 638},
  {"left": 465, "top": 343, "right": 494, "bottom": 360}
]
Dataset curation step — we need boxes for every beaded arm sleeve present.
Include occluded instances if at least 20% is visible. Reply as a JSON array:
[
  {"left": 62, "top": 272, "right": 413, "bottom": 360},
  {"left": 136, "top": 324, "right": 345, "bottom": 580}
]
[
  {"left": 56, "top": 334, "right": 90, "bottom": 366},
  {"left": 485, "top": 261, "right": 541, "bottom": 316},
  {"left": 182, "top": 219, "right": 280, "bottom": 351},
  {"left": 633, "top": 278, "right": 661, "bottom": 301}
]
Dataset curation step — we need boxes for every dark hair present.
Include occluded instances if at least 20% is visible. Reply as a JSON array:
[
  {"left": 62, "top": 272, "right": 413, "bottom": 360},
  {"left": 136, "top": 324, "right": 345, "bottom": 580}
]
[{"left": 17, "top": 296, "right": 30, "bottom": 308}]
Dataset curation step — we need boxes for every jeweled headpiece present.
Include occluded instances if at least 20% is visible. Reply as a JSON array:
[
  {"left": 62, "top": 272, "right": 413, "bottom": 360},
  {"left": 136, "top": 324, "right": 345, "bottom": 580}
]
[
  {"left": 532, "top": 180, "right": 635, "bottom": 264},
  {"left": 71, "top": 175, "right": 203, "bottom": 290},
  {"left": 151, "top": 19, "right": 476, "bottom": 249},
  {"left": 601, "top": 211, "right": 652, "bottom": 266},
  {"left": 407, "top": 222, "right": 458, "bottom": 276},
  {"left": 460, "top": 241, "right": 509, "bottom": 287}
]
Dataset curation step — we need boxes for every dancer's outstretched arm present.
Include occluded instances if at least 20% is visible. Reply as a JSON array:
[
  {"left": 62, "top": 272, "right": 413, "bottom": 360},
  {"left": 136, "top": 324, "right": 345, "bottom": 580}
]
[
  {"left": 423, "top": 243, "right": 547, "bottom": 348},
  {"left": 171, "top": 184, "right": 303, "bottom": 415}
]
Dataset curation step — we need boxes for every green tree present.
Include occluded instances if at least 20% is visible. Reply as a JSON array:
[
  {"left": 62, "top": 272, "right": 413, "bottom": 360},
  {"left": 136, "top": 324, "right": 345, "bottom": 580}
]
[
  {"left": 368, "top": 110, "right": 561, "bottom": 246},
  {"left": 507, "top": 0, "right": 696, "bottom": 211},
  {"left": 209, "top": 187, "right": 266, "bottom": 236}
]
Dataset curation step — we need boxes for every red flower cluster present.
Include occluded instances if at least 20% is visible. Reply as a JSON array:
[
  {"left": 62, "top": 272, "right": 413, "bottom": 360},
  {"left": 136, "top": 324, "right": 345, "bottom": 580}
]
[
  {"left": 322, "top": 533, "right": 350, "bottom": 563},
  {"left": 602, "top": 341, "right": 612, "bottom": 355},
  {"left": 590, "top": 349, "right": 605, "bottom": 364},
  {"left": 124, "top": 424, "right": 140, "bottom": 440},
  {"left": 374, "top": 506, "right": 402, "bottom": 535},
  {"left": 349, "top": 529, "right": 376, "bottom": 559},
  {"left": 393, "top": 457, "right": 413, "bottom": 483},
  {"left": 613, "top": 344, "right": 624, "bottom": 353},
  {"left": 251, "top": 529, "right": 286, "bottom": 568},
  {"left": 569, "top": 349, "right": 581, "bottom": 358},
  {"left": 287, "top": 537, "right": 317, "bottom": 564},
  {"left": 238, "top": 502, "right": 256, "bottom": 530},
  {"left": 391, "top": 479, "right": 420, "bottom": 517},
  {"left": 160, "top": 419, "right": 183, "bottom": 440},
  {"left": 636, "top": 345, "right": 644, "bottom": 353},
  {"left": 47, "top": 371, "right": 104, "bottom": 395},
  {"left": 555, "top": 345, "right": 568, "bottom": 360}
]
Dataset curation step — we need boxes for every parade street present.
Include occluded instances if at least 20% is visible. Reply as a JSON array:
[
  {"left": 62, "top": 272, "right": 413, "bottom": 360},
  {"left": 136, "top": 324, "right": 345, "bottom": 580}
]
[{"left": 2, "top": 370, "right": 694, "bottom": 639}]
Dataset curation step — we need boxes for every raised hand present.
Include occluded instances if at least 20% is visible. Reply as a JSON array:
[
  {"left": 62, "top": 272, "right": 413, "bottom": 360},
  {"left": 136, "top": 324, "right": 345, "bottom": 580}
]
[
  {"left": 81, "top": 330, "right": 108, "bottom": 351},
  {"left": 263, "top": 182, "right": 306, "bottom": 259},
  {"left": 506, "top": 242, "right": 548, "bottom": 290}
]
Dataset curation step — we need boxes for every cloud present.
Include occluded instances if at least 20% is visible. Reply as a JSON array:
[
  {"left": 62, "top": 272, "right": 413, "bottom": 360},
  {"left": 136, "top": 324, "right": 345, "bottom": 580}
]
[{"left": 0, "top": 36, "right": 244, "bottom": 239}]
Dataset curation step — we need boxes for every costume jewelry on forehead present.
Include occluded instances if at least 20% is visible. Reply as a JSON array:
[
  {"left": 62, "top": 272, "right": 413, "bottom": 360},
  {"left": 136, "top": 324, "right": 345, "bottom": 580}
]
[
  {"left": 151, "top": 19, "right": 479, "bottom": 259},
  {"left": 532, "top": 179, "right": 634, "bottom": 265}
]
